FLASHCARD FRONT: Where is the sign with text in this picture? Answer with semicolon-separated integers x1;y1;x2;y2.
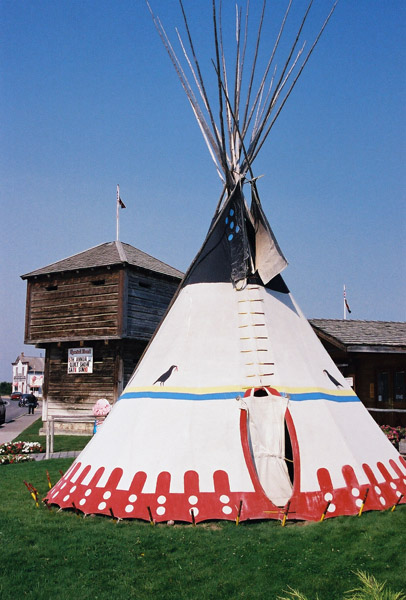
68;348;93;374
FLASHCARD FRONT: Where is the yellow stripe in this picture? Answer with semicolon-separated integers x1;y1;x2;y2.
124;384;356;398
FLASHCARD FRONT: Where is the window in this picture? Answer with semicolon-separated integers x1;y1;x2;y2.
376;370;406;404
394;371;405;402
377;372;389;403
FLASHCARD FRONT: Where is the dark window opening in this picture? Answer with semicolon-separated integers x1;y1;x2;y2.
139;281;152;289
45;285;58;291
92;279;105;286
377;372;389;403
394;371;405;402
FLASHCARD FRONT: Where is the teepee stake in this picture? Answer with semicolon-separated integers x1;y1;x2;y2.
46;470;52;489
24;481;39;507
72;502;81;517
236;500;243;525
358;488;369;517
281;500;291;526
147;506;155;525
320;500;331;522
391;494;404;512
191;508;196;526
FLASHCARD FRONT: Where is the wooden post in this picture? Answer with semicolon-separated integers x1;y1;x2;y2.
45;419;50;459
50;418;55;454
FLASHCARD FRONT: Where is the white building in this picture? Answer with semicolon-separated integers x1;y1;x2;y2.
12;352;44;397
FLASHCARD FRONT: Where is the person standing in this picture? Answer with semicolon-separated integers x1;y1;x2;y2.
27;392;37;415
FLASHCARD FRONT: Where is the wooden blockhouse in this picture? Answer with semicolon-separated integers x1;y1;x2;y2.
22;241;183;432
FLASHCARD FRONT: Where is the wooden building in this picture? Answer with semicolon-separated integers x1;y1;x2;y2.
22;241;183;432
310;319;406;426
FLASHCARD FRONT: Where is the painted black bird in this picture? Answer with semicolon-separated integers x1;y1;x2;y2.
153;365;178;386
323;369;343;388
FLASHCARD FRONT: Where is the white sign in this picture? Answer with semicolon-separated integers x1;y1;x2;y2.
68;348;93;374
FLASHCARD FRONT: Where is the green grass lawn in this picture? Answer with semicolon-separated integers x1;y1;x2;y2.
12;418;92;452
0;458;405;600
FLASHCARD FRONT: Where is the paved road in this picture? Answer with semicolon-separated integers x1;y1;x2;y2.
4;399;30;423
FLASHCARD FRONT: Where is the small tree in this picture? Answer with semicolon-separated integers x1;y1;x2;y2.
0;381;12;395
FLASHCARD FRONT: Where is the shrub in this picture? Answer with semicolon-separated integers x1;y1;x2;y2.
0;441;43;465
380;425;406;447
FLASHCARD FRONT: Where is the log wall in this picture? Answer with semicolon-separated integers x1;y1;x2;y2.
26;269;121;342
126;271;179;340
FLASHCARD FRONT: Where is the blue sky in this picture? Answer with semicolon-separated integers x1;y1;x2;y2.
1;0;405;381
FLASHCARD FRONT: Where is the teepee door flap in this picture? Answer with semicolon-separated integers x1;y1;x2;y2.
246;389;293;507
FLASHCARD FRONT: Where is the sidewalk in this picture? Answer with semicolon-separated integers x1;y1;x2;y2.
0;411;41;445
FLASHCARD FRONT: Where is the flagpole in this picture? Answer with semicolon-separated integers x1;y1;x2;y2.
343;285;346;320
116;184;120;241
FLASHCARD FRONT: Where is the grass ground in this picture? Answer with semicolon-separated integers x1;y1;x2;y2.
0;456;405;600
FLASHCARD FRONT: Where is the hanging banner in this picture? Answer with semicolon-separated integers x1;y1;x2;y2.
68;348;93;374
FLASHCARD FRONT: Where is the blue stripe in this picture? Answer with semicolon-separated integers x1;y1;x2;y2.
120;391;242;401
119;390;359;403
287;392;359;403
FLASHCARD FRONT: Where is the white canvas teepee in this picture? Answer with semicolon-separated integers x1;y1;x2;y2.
46;1;406;522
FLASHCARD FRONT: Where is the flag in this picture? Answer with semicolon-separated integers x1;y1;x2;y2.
119;197;126;209
343;285;351;314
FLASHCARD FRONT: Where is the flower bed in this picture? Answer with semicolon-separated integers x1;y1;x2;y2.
380;425;406;449
0;441;43;465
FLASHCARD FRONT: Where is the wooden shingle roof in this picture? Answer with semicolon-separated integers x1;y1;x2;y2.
309;319;406;353
21;241;184;281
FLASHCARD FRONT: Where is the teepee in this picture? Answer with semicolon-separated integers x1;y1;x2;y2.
46;1;406;522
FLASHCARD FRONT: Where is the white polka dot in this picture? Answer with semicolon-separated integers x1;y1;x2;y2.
69;486;77;493
156;506;166;516
351;488;360;497
51;491;59;498
396;491;402;497
61;483;67;489
157;495;166;504
220;495;230;504
379;497;386;505
128;494;137;503
222;506;232;515
327;503;336;513
79;499;86;506
125;505;134;513
390;482;397;489
324;492;333;502
98;502;106;510
103;491;111;500
355;499;363;507
63;495;70;502
188;495;198;505
374;486;381;495
190;507;199;516
85;489;92;497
